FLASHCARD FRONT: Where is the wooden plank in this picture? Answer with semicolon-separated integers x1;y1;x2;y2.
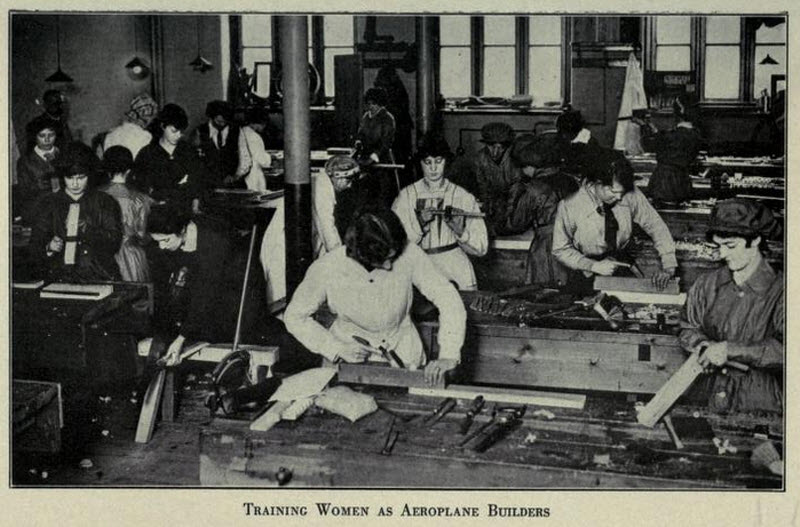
187;344;279;365
606;291;687;305
135;369;166;443
409;384;585;410
161;370;175;423
337;363;445;389
594;276;680;294
637;354;704;427
249;401;292;432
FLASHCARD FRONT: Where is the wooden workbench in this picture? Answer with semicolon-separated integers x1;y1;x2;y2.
198;386;782;488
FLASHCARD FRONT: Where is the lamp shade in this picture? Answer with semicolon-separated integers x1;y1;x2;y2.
759;54;779;65
45;67;74;83
125;56;150;80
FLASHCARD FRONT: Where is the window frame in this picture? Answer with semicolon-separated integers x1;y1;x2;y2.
437;15;568;106
235;14;357;105
645;15;784;107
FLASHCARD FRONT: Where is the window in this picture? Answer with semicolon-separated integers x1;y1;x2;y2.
654;16;691;71
241;15;273;98
439;16;472;98
703;16;741;100
438;15;564;105
322;15;354;97
753;19;785;99
239;14;355;100
648;15;786;104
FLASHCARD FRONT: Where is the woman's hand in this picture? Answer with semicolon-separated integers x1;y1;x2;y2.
445;209;466;237
424;359;457;386
591;259;623;276
164;334;186;367
651;267;675;290
698;341;729;368
336;344;371;363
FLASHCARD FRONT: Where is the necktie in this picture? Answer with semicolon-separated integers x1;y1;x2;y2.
602;203;618;253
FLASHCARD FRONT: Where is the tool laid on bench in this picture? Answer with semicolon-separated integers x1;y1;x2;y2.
459;395;485;435
463;406;526;453
378;398;457;455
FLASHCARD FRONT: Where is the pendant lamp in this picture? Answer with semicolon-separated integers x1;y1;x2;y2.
45;16;73;83
759;54;779;65
126;19;151;80
189;16;213;73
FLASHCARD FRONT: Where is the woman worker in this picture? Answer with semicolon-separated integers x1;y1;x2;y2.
504;133;579;285
638;96;704;204
392;135;488;290
552;148;677;292
284;207;466;386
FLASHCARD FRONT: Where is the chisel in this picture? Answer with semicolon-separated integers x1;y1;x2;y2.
459;395;486;435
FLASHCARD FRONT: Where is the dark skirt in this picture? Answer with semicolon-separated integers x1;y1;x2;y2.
646;164;693;204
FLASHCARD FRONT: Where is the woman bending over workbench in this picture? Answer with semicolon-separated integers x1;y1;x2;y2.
284;207;466;386
551;148;677;293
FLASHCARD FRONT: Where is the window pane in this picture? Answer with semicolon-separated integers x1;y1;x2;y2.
324;15;353;46
324;48;354;97
754;45;785;98
440;16;471;45
656;16;690;44
704;46;740;99
528;47;561;105
484;16;515;45
243;48;272;77
529;16;561;44
440;47;471;97
706;16;740;44
755;20;786;43
242;15;272;46
253;63;271;98
483;47;515;96
656;46;691;71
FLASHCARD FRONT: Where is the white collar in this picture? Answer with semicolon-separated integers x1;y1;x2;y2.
34;145;56;161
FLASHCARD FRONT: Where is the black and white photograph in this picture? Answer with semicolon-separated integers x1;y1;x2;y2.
4;4;796;525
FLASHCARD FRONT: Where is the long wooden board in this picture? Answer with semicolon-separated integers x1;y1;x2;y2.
637;354;704;427
594;276;680;294
409;384;586;409
135;369;166;443
337;363;446;389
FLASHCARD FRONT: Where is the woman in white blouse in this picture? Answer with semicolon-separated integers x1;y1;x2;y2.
235;106;272;191
284;207;466;385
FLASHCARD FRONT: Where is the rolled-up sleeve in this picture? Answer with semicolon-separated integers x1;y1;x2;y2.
283;260;347;362
392;188;424;245
629;189;677;270
457;193;488;257
552;201;595;272
407;244;466;363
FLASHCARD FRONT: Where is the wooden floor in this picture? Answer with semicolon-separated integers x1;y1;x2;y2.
11;370;783;489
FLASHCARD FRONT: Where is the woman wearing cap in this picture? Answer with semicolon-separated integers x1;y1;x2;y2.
312;154;363;257
16;121;60;222
472;122;517;236
235;106;273;191
99;146;155;282
392;135;488;290
284;207;466;386
680;198;783;413
355;87;396;164
135;103;208;212
103;93;158;160
504;133;579;285
638;96;705;204
552;148;677;292
29;142;122;282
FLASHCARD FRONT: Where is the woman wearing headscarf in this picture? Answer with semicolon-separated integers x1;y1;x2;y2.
103;93;158;160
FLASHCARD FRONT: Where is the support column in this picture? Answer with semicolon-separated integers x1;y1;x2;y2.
278;15;312;299
416;16;436;141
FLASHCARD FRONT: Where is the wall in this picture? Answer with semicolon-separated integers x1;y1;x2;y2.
11;14;153;148
11;13;224;150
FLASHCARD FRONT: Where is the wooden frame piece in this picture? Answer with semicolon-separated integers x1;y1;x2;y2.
337;363;446;389
409;384;586;410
